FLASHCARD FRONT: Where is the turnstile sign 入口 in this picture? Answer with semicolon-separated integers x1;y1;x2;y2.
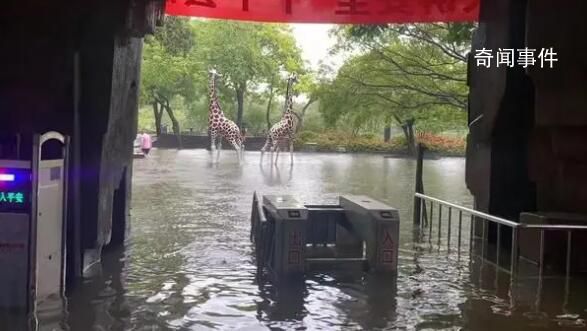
381;229;394;264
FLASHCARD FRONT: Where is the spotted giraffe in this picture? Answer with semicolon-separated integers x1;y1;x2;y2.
208;68;244;162
261;73;299;164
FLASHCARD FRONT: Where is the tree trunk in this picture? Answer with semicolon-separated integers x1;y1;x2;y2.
401;125;410;145
393;114;416;156
403;119;416;156
152;102;163;135
236;85;245;130
298;98;316;131
265;83;274;130
163;102;182;149
384;126;391;142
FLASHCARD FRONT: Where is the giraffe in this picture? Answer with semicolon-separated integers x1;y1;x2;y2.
261;73;299;164
207;68;244;163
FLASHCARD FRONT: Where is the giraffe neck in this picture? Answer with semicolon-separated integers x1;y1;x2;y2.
209;75;224;117
283;78;297;133
283;77;294;116
284;97;293;116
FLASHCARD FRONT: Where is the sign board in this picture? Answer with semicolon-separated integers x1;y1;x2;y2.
375;221;399;272
380;228;394;264
0;168;31;213
287;230;303;265
166;0;479;24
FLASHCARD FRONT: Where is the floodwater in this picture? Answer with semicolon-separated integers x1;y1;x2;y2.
12;149;587;330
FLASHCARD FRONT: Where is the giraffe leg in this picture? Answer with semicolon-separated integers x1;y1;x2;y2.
274;142;281;164
289;136;294;164
260;138;271;163
210;131;217;155
240;140;245;161
231;140;242;163
270;140;279;165
239;138;245;161
216;137;222;162
289;139;293;164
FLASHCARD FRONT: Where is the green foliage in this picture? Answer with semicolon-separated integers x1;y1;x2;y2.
297;130;319;142
345;23;475;48
319;23;470;138
142;17;201;104
141;18;307;132
445;23;476;45
140;17;471;140
293;130;465;155
191;20;305;126
295;130;407;153
416;131;466;155
193;20;270;89
141;40;200;104
152;16;196;56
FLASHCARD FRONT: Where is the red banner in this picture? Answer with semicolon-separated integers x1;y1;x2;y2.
166;0;479;24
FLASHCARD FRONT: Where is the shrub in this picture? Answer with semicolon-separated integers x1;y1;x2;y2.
416;131;466;156
361;132;378;140
297;130;319;143
294;130;464;155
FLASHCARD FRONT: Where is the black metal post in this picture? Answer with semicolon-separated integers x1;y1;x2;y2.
413;144;425;225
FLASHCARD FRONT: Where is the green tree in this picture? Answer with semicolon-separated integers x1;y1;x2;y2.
294;73;320;130
141;17;202;147
320;23;471;154
258;24;305;130
192;20;304;130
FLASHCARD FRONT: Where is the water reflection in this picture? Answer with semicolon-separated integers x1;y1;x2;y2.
256;278;307;328
258;163;293;187
65;246;130;331
465;239;587;330
4;149;585;330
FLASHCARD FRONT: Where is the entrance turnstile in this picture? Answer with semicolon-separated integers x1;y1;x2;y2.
0;132;69;313
250;193;400;279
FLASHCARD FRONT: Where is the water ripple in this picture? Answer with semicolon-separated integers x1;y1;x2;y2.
27;150;587;331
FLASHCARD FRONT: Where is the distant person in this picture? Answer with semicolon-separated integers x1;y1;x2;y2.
140;131;152;155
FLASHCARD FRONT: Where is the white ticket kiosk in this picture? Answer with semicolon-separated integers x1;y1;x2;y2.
0;131;69;313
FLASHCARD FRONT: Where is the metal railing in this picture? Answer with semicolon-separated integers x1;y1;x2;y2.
414;193;587;279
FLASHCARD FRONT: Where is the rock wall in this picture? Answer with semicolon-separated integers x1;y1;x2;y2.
0;0;163;283
94;36;143;250
467;0;536;221
525;0;587;214
467;0;587;220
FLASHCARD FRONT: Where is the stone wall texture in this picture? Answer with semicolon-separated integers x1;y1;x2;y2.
467;0;587;219
0;0;162;283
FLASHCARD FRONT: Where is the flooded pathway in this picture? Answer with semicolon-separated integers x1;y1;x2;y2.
34;149;587;330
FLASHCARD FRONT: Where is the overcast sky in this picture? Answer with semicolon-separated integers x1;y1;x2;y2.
290;23;344;73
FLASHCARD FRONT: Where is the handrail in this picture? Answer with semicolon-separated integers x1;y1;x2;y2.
415;193;519;228
468;114;483;128
522;224;587;230
415;193;587;231
414;185;585;314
